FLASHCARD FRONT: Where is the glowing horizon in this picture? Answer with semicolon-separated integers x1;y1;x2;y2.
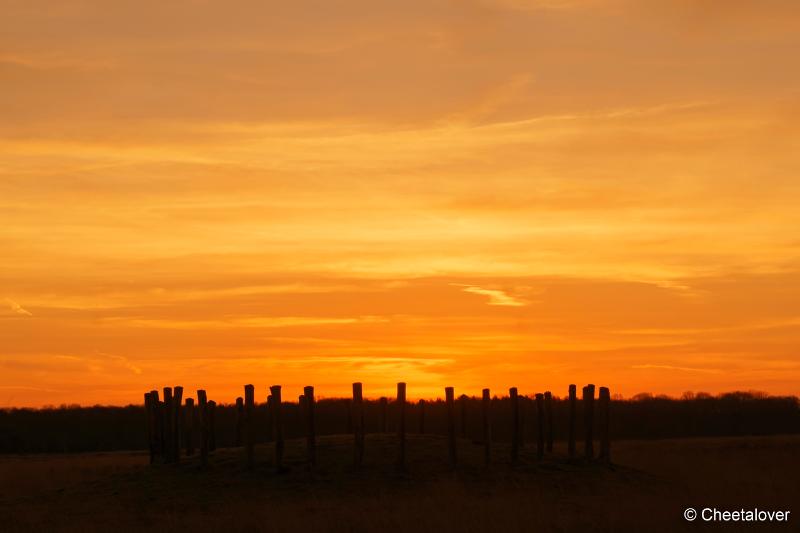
2;0;800;406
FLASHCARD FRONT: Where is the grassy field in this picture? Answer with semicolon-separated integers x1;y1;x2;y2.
0;434;797;532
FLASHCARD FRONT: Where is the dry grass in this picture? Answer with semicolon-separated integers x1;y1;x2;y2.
1;434;797;532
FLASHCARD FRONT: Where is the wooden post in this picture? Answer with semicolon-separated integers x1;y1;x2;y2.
244;385;254;469
446;387;456;467
270;385;283;471
397;382;406;470
266;394;274;443
150;390;162;460
173;386;183;462
163;387;173;463
352;383;364;468
304;386;316;468
482;388;491;466
145;392;155;465
459;394;468;439
208;400;217;452
418;399;426;434
235;397;244;446
510;387;519;464
379;396;388;433
599;386;611;464
584;385;595;460
197;389;208;467
184;398;195;456
544;391;553;453
535;393;544;460
568;384;576;459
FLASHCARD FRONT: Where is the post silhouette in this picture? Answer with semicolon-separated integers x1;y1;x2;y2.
584;385;595;460
397;382;406;469
266;394;274;443
535;393;545;460
544;391;553;453
304;386;316;468
379;396;388;433
144;392;155;464
244;385;254;469
184;397;195;456
197;389;208;467
568;384;577;458
270;385;284;471
482;388;491;466
459;394;468;439
510;387;519;464
418;399;426;434
150;390;162;460
163;387;173;463
446;387;457;467
352;383;364;468
208;400;217;452
172;386;183;463
235;397;244;447
599;386;611;464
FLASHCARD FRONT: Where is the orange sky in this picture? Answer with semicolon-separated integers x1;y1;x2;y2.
2;0;800;406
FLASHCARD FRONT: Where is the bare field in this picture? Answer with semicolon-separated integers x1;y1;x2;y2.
1;435;797;532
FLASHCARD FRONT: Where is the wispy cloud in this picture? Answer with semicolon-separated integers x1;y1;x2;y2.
454;284;527;307
632;364;721;374
4;298;32;316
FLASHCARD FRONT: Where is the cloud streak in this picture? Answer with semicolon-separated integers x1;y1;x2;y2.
4;299;32;316
456;285;527;307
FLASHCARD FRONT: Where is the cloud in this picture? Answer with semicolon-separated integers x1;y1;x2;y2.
4;298;32;316
455;284;526;306
632;364;721;374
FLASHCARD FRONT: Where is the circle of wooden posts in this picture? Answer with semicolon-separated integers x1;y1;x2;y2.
143;382;611;470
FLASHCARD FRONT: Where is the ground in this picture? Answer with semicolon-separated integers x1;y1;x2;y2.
1;434;797;532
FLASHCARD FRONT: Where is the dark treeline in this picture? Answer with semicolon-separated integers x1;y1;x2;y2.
1;391;798;454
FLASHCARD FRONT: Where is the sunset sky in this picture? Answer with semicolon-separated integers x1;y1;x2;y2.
2;0;800;406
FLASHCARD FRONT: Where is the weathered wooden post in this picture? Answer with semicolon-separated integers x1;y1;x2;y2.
482;388;491;466
208;400;217;452
352;383;364;468
535;393;545;460
584;384;595;460
163;387;173;463
459;394;468;439
235;397;244;447
304;386;316;468
197;389;208;467
397;382;406;470
418;399;426;434
151;390;162;460
379;396;388;433
173;386;183;462
568;384;576;459
145;392;155;465
599;386;611;464
510;387;519;464
266;394;274;443
270;385;284;471
298;395;306;440
544;391;553;453
446;387;457;467
244;385;254;469
184;397;195;456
